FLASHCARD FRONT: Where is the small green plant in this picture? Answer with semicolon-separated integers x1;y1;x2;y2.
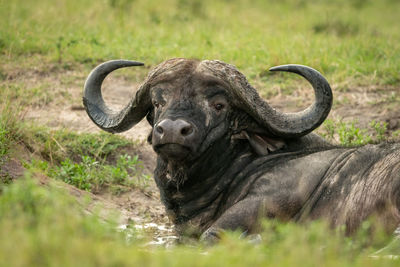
338;121;372;146
321;119;391;146
369;120;388;142
0;96;23;165
28;154;149;193
56;156;96;191
24;127;134;164
0;173;13;194
0;121;8;160
393;130;400;138
321;119;336;141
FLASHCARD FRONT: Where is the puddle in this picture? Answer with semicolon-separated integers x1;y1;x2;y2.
118;223;178;248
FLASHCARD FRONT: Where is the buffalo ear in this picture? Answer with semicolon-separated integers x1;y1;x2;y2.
146;110;154;145
147;130;153;145
239;131;285;156
230;111;285;155
146;109;154;126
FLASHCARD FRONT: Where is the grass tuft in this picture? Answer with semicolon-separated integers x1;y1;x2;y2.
321;119;393;146
0;95;23;166
27;154;150;194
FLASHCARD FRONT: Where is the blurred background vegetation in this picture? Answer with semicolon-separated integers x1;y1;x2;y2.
1;0;400;266
1;0;399;86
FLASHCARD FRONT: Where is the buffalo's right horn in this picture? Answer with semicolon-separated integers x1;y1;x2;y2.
83;60;152;133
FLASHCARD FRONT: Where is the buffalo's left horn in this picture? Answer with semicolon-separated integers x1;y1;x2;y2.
83;60;152;133
264;64;333;137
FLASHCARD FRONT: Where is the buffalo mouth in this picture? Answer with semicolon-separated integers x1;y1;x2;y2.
153;143;192;160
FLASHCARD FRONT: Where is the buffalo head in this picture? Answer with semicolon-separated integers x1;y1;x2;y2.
83;58;332;163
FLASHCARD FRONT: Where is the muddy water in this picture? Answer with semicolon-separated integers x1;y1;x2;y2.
118;223;178;247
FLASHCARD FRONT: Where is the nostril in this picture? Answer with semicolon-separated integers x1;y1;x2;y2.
180;125;193;136
156;125;164;134
155;119;194;139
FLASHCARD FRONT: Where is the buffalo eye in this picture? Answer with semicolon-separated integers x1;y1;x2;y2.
214;103;225;111
153;101;160;108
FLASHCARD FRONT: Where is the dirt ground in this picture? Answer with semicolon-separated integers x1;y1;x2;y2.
15;66;400;238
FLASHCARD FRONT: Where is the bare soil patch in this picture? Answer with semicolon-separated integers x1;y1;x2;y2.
266;84;400;135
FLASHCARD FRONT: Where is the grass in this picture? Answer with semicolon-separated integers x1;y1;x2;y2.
28;128;151;193
25;127;133;164
28;154;150;194
0;97;23;167
0;176;398;267
52;154;148;193
1;0;400;90
23;127;151;193
321;119;391;146
0;87;149;194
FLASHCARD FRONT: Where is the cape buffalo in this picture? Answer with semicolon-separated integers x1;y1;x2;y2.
83;58;400;242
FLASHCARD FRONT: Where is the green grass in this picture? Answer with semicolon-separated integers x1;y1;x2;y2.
1;83;55;108
1;0;400;90
22;126;151;193
2;121;150;194
0;76;150;194
321;119;391;146
52;154;148;193
0;176;398;267
0;88;149;194
25;127;133;164
28;154;150;194
0;98;23;166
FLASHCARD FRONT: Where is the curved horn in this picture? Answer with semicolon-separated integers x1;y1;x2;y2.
83;60;151;133
200;61;332;138
263;64;333;137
